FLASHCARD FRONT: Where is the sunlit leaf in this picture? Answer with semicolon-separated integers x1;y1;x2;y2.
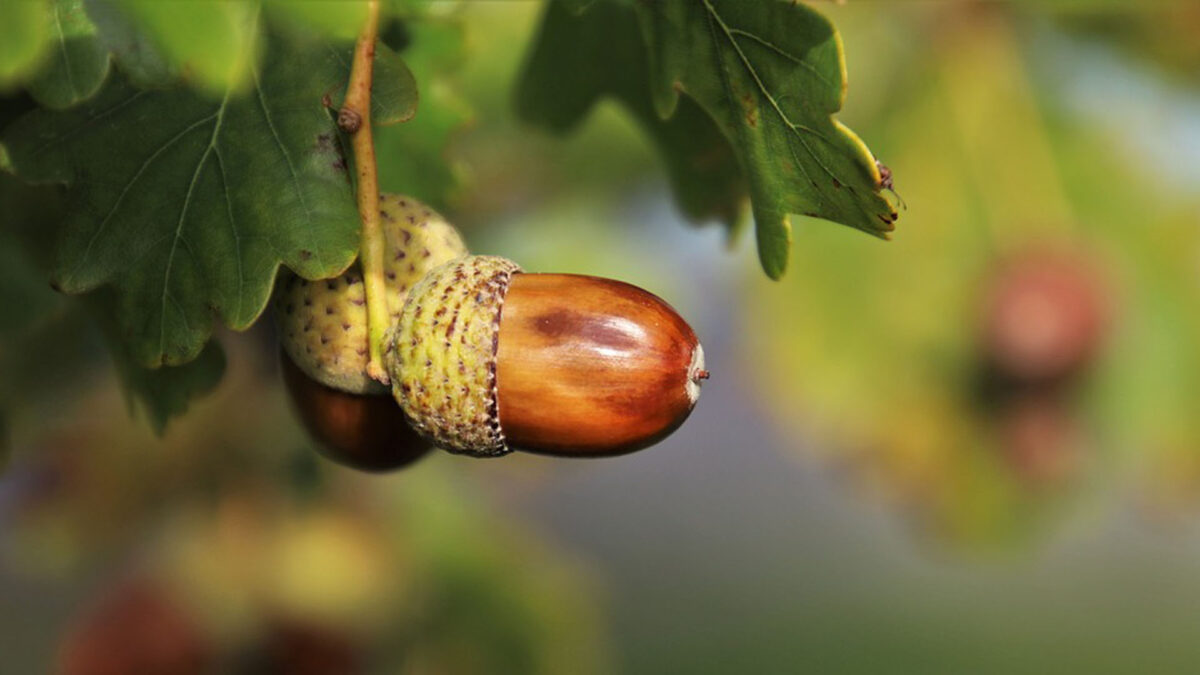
0;0;52;87
267;0;369;41
115;0;260;96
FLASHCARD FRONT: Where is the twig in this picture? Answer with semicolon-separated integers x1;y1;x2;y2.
340;0;389;384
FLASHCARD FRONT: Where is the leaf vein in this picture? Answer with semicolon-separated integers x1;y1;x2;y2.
212;147;245;324
66;112;219;288
158;93;232;361
700;0;840;198
51;3;79;99
726;28;833;89
249;65;325;272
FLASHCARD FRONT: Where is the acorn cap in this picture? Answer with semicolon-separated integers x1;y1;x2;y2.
275;194;467;394
385;256;522;457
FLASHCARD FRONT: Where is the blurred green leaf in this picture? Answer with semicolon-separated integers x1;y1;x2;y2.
26;0;109;109
387;0;464;19
517;0;746;230
1;24;373;368
115;0;260;96
267;0;369;41
0;171;66;337
85;0;177;88
376;18;471;207
0;0;51;87
636;0;897;277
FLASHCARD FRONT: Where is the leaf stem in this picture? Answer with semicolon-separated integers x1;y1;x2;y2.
341;0;389;384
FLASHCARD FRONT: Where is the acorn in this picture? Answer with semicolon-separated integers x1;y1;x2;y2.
275;194;464;470
57;577;213;675
384;255;707;458
280;350;431;472
275;193;468;395
982;248;1109;387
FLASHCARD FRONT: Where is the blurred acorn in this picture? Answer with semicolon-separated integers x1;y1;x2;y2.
982;247;1110;388
57;577;213;675
996;393;1085;488
236;617;363;675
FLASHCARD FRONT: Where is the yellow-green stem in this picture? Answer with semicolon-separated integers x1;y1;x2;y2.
342;0;389;384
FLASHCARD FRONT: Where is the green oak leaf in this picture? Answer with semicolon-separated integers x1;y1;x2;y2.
0;24;393;368
87;291;226;434
27;0;110;109
634;0;898;278
266;0;369;41
376;19;472;208
0;174;218;434
328;38;418;127
517;0;746;229
24;0;413;119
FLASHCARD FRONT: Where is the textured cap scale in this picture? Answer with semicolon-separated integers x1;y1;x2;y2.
385;256;522;457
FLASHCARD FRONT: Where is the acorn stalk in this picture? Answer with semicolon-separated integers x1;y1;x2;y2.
340;0;389;383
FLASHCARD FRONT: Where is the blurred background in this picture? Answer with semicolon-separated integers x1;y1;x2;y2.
5;1;1200;673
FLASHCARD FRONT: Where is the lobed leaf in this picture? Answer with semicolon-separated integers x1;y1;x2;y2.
0;23;399;368
88;291;227;434
517;0;746;229
519;0;897;278
635;0;898;278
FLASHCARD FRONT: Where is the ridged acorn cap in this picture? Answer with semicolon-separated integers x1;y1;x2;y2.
274;194;467;394
384;256;522;457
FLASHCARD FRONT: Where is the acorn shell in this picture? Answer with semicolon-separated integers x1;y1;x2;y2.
496;273;704;456
274;194;467;394
280;350;431;472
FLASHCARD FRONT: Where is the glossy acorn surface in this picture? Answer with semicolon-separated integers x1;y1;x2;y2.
281;351;431;472
496;273;705;457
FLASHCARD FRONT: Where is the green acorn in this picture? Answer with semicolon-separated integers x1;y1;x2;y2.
274;194;467;394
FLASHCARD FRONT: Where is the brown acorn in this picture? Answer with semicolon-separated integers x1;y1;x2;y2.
57;577;213;675
274;194;463;471
385;256;707;457
982;248;1109;386
280;350;431;472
